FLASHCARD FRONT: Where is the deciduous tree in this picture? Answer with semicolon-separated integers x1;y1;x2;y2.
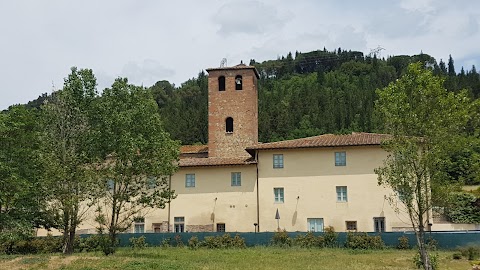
41;67;99;254
92;78;179;255
375;63;473;270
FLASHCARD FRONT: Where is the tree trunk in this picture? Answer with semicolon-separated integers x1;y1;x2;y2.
416;225;432;270
61;210;70;254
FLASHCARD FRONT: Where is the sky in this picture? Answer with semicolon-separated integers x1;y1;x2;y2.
1;0;479;110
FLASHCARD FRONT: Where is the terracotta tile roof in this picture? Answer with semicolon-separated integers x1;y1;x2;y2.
180;145;208;154
179;157;256;167
246;132;390;151
206;64;260;79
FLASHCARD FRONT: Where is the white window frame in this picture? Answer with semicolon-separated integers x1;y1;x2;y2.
307;218;324;232
336;186;348;202
231;172;241;186
185;174;195;188
133;217;145;233
134;223;145;233
274;187;284;203
273;154;284;169
174;216;185;233
335;151;346;166
374;217;385;232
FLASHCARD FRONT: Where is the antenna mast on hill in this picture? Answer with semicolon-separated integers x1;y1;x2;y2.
220;58;227;68
369;46;385;58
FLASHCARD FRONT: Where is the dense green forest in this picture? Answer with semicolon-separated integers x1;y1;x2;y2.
141;49;480;144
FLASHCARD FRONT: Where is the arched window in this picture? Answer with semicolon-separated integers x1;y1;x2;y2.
226;117;233;133
218;76;226;91
235;75;242;90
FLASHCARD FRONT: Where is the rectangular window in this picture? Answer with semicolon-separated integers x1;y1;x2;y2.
133;217;145;233
231;172;241;186
134;223;145;233
274;187;284;203
174;217;185;233
106;179;114;191
307;218;324;232
273;154;284;168
185;174;195;188
374;217;385;232
336;186;348;202
346;221;357;231
216;223;226;232
335;151;346;166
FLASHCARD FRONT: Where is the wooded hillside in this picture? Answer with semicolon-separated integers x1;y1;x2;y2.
149;49;480;144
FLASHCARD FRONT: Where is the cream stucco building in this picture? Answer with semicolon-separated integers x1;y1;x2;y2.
40;63;475;236
133;64;412;233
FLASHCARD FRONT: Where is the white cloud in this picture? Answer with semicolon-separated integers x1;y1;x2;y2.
1;0;480;109
120;60;175;88
213;0;291;36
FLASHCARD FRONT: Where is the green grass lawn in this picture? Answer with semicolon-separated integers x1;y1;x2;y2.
0;247;474;270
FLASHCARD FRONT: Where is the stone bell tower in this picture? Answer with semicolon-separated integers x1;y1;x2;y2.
206;63;259;158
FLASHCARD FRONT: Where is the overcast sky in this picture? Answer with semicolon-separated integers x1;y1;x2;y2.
1;0;479;110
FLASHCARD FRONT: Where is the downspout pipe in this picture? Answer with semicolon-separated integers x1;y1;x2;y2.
256;150;260;232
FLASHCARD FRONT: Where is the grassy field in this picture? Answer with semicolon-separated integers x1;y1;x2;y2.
0;247;474;270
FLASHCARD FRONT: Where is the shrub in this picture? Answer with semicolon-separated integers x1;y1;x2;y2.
188;236;199;250
452;253;462;260
79;235;101;252
201;234;246;249
231;234;246;248
413;251;438;270
161;237;171;248
397;236;410;249
345;232;385;250
426;237;438;251
460;246;480;260
203;236;221;249
29;234;62;253
323;226;338;248
271;230;292;247
174;234;184;247
293;232;324;248
129;236;147;249
0;229;33;254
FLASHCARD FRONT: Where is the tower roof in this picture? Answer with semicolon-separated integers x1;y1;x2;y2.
206;64;260;79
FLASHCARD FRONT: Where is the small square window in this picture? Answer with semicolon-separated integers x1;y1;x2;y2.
217;223;226;232
336;186;347;202
335;152;346;166
185;174;195;187
231;172;241;186
273;154;284;169
274;187;284;203
346;221;357;231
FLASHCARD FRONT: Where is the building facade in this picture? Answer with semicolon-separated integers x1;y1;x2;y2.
39;63;475;236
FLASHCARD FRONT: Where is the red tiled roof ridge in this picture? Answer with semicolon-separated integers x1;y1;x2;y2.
247;132;390;150
179;156;256;167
